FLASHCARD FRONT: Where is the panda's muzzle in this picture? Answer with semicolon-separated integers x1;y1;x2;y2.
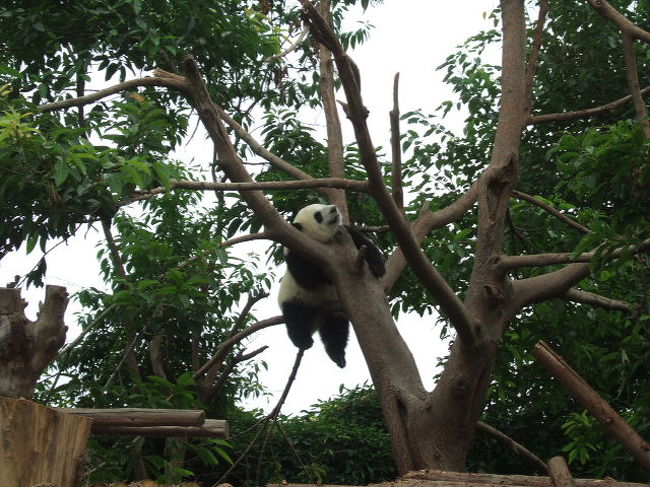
326;205;340;225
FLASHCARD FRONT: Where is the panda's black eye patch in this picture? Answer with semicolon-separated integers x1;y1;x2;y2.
314;211;323;223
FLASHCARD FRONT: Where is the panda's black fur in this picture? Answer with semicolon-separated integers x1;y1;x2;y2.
277;204;385;368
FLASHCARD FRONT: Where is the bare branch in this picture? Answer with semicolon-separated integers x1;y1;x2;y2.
211;348;305;487
622;33;650;138
512;190;592;234
231;292;270;335
500;238;650;270
476;421;547;473
218;232;272;248
513;237;650;306
390;72;404;211
265;27;309;62
101;219;127;279
234;345;269;363
563;288;633;312
123;177;371;205
216;106;323;184
101;219;142;383
528;86;650;125
587;0;650;43
524;0;550;114
317;0;349;222
39;70;191;112
193;316;283;380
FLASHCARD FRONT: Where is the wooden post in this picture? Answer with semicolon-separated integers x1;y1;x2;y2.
0;398;92;487
548;456;577;487
532;341;650;471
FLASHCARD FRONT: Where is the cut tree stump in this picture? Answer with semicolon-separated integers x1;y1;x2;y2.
0;397;92;487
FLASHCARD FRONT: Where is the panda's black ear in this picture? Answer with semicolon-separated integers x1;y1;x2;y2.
291;222;304;232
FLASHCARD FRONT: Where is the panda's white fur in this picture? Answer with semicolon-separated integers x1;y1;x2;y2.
277;203;385;368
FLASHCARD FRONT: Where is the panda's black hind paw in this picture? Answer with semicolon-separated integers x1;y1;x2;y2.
326;349;346;368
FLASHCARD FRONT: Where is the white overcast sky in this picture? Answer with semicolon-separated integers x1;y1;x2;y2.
0;1;499;415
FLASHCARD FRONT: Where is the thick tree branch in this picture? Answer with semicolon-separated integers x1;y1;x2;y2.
300;0;476;342
390;72;404;211
528;86;650;125
587;0;650;43
563;288;633;312
622;34;650;138
512;190;592;234
463;0;526;341
0;286;68;398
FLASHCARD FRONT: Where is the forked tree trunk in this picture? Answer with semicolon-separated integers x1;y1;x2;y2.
334;258;502;472
0;285;68;398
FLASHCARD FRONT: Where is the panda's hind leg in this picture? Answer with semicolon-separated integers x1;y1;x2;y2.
319;313;349;368
282;301;318;350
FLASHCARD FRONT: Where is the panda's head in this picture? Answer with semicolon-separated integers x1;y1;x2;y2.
292;204;341;243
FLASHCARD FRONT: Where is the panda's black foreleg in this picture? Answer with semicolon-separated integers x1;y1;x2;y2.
282;301;317;350
319;313;349;368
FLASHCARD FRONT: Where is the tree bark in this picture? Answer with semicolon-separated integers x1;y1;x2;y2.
0;398;92;487
0;285;68;398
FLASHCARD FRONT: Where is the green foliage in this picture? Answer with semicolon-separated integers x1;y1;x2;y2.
212;385;395;487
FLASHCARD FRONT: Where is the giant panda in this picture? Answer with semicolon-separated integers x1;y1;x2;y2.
277;203;385;368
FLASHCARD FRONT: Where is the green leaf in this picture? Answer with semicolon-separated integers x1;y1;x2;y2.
53;159;69;187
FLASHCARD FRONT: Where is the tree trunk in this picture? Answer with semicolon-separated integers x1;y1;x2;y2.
333;237;500;473
0;285;68;398
0;398;92;487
